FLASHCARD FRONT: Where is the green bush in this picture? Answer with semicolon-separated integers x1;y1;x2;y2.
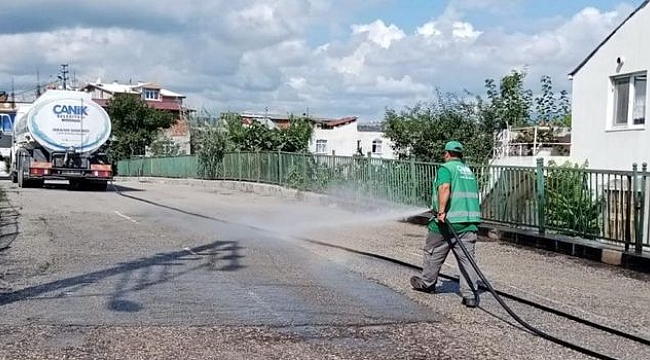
544;160;604;237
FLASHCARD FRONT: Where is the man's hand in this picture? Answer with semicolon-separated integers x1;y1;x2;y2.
437;212;446;223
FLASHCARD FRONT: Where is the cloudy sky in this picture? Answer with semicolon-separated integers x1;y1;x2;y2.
0;0;643;121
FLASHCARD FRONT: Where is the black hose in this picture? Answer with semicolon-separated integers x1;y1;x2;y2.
442;219;619;360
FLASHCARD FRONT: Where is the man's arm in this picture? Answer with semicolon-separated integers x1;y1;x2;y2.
434;167;451;222
437;183;451;222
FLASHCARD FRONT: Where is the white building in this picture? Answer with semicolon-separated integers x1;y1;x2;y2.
239;112;396;159
309;119;396;159
569;0;649;171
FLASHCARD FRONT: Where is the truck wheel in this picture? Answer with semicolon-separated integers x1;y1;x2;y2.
92;181;108;192
17;164;25;188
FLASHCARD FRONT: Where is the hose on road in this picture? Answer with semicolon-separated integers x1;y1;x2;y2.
442;219;618;360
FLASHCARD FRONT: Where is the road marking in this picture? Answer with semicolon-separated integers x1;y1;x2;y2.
248;290;284;321
113;211;138;223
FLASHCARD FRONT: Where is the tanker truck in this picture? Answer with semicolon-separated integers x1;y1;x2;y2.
10;89;113;191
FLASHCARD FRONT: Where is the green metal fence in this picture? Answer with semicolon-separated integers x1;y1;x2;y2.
117;155;199;178
117;151;650;252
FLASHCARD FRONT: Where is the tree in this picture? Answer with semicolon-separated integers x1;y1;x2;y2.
534;75;572;127
484;69;533;128
106;93;176;162
535;75;557;122
218;112;314;153
383;90;495;164
276;115;314;152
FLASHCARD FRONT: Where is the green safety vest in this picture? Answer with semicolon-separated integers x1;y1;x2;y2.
431;161;482;224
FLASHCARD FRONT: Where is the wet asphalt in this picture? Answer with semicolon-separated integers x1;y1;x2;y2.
0;181;437;328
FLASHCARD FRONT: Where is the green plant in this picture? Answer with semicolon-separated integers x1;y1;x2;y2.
197;124;229;179
544;160;604;237
149;133;181;157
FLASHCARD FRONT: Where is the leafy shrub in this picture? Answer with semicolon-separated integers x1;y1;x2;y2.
544;160;604;237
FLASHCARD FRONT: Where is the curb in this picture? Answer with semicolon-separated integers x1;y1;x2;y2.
407;213;650;274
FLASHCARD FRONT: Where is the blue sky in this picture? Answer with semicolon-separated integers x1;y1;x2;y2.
0;0;644;120
354;0;631;32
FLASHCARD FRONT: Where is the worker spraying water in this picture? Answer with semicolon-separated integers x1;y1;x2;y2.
410;140;482;308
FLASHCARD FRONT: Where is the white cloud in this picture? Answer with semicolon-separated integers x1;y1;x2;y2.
0;0;637;121
417;22;443;38
351;19;406;49
451;21;482;40
287;77;307;89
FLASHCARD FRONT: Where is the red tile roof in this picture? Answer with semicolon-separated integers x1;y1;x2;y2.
315;116;357;127
93;98;183;111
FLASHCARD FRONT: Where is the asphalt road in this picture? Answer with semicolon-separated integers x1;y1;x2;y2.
0;179;642;359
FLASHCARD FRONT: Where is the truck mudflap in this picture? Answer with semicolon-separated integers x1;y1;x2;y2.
28;161;113;179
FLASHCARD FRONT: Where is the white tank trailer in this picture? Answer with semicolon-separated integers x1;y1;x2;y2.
10;90;113;190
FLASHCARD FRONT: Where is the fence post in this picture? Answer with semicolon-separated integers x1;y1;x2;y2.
536;157;546;234
410;157;416;205
636;163;647;254
331;150;336;186
278;150;282;185
237;150;242;181
367;151;372;181
257;151;261;183
302;154;307;190
267;152;271;183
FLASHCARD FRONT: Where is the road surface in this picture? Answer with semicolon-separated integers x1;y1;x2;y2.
0;179;646;359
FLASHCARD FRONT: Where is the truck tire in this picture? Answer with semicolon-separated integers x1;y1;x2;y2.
92;181;108;192
70;180;107;192
17;159;25;188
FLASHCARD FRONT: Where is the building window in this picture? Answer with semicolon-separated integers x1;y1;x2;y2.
315;139;327;153
612;72;646;128
372;139;382;154
143;89;159;100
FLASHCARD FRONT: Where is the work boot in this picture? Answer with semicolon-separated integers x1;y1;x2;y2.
462;297;478;308
410;276;436;294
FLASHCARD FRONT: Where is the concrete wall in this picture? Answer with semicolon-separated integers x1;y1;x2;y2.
308;122;396;159
571;4;650;171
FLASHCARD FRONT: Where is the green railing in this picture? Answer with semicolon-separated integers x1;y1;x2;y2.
117;151;650;252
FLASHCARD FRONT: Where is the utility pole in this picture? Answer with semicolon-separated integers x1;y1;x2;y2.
10;77;15;108
59;63;69;90
36;69;42;97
